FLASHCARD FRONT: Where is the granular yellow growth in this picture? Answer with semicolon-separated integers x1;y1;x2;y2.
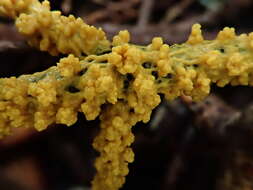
1;1;253;190
0;0;110;56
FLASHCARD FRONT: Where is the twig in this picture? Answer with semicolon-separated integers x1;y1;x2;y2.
160;0;195;24
0;41;29;53
136;0;154;28
61;0;73;14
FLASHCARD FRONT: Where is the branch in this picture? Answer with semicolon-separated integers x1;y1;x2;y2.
0;24;252;137
0;0;111;56
2;1;253;190
136;0;154;28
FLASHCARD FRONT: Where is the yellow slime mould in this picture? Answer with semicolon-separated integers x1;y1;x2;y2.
0;0;110;56
1;1;253;190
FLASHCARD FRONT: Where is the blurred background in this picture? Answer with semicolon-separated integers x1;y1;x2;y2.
1;0;253;189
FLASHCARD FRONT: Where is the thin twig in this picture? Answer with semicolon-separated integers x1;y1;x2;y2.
160;0;195;24
0;41;29;53
136;0;154;28
85;0;139;24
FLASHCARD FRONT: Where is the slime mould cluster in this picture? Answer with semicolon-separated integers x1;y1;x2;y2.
1;0;253;189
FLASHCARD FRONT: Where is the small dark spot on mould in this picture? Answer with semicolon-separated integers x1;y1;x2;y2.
123;80;129;89
126;74;134;81
100;60;108;64
97;50;112;55
81;52;87;57
219;48;225;53
164;73;172;79
151;71;158;79
86;58;94;62
67;85;80;93
78;68;87;76
129;108;134;113
142;62;152;68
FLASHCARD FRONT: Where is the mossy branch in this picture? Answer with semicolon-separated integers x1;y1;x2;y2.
1;26;253;135
0;0;111;56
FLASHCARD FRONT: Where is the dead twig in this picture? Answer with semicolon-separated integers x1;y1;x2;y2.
0;40;30;53
136;0;154;28
160;0;195;24
85;0;139;24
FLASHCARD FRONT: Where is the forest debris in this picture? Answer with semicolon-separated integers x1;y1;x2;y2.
0;24;24;41
85;0;139;24
181;95;241;135
0;40;29;53
1;157;46;190
161;0;195;24
61;0;73;14
136;0;154;28
0;128;35;148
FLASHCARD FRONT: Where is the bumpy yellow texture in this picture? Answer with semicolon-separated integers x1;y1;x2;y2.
0;0;35;18
0;0;110;56
1;25;253;189
1;1;253;190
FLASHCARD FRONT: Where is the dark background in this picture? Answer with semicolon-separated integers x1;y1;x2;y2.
1;0;253;189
